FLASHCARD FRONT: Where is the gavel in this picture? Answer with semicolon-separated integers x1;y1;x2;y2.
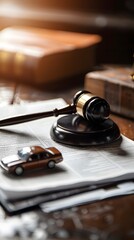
0;90;110;127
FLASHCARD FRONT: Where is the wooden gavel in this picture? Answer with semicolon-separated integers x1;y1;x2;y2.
0;90;110;127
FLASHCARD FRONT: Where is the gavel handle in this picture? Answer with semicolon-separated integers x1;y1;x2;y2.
0;104;76;127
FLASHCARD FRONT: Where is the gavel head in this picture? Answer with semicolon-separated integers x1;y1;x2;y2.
73;90;110;122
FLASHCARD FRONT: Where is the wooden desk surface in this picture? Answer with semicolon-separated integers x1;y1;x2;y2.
0;82;134;240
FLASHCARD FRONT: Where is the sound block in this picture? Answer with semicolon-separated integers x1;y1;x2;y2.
50;115;120;146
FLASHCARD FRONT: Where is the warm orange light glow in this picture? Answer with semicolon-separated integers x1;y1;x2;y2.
0;41;45;57
0;2;22;17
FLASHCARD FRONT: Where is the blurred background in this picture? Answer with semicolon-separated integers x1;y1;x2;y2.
0;0;134;65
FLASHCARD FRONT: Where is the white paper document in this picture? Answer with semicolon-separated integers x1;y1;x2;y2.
0;98;134;201
41;181;134;212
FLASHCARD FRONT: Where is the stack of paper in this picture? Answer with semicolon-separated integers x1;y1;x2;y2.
0;98;134;214
41;181;134;213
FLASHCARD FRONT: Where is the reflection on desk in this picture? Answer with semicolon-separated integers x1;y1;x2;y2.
0;194;134;239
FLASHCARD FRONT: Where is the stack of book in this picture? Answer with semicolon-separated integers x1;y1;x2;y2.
0;26;101;87
84;65;134;119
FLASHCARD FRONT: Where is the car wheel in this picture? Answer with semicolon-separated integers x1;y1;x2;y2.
47;160;55;169
15;166;24;176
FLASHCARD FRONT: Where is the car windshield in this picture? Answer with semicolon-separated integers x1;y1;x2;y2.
18;147;31;160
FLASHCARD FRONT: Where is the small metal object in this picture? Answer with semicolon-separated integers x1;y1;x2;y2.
131;72;134;81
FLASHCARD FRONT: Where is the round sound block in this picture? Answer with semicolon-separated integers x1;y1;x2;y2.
50;115;120;146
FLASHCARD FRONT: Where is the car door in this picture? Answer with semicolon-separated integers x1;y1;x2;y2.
38;151;51;168
26;153;39;170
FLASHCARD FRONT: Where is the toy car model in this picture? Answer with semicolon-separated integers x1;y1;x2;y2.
0;146;63;176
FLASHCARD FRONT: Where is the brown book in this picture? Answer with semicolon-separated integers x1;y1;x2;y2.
0;26;101;87
84;65;134;119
